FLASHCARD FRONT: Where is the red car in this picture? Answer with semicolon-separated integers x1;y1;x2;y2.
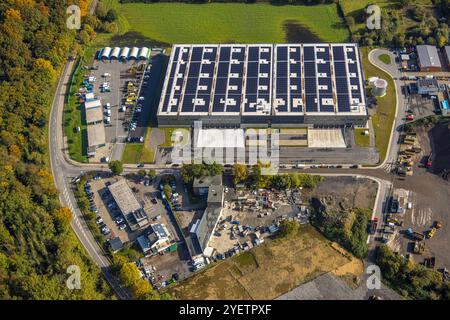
406;114;415;121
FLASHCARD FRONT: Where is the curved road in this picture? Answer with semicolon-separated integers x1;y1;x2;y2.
48;48;407;298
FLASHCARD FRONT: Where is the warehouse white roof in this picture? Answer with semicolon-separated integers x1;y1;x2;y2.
195;128;245;148
87;123;106;148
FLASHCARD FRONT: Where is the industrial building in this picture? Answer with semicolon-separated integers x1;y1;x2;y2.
191;184;224;254
417;78;442;95
98;46;150;61
157;43;368;128
84;98;103;125
416;45;442;72
444;46;450;69
87;123;106;157
108;179;149;231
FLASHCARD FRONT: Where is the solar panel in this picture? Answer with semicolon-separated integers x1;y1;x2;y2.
276;78;288;94
316;47;330;61
217;62;229;77
289;46;301;61
191;47;203;61
337;95;351;112
334;61;347;77
332;46;344;61
159;44;366;119
219;46;230;61
248;47;259;61
277;46;288;61
303;47;315;61
305;95;317;112
304;62;316;77
247;62;259;78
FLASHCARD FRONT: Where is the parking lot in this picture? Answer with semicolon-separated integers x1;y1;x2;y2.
86;174;179;244
91;58;147;142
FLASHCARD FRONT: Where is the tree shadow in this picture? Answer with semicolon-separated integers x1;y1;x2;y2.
110;31;170;48
283;20;322;43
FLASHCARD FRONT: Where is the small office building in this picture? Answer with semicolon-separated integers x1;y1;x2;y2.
137;223;172;255
108;179;149;231
193;175;223;196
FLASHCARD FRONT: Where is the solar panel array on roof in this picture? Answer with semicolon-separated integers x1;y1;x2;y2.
158;43;366;120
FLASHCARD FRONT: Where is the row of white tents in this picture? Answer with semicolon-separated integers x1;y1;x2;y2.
99;47;150;60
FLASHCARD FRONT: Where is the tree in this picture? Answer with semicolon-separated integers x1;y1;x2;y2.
279;220;300;238
103;22;118;34
163;184;172;200
95;2;107;19
232;164;248;185
147;169;156;181
108;160;123;175
345;16;355;28
105;9;119;23
137;169;146;178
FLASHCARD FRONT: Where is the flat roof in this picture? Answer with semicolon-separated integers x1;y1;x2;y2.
87;123;105;147
195;206;223;253
417;45;442;68
193;175;223;189
158;43;367;118
207;185;224;206
195;128;245;148
108;179;142;215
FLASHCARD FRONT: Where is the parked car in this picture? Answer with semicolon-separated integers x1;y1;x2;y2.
118;224;127;230
115;217;124;225
96;217;103;224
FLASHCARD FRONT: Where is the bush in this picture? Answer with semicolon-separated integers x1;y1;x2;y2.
109;160;123;175
279;220;300;238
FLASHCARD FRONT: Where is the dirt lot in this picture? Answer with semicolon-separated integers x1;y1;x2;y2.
389;121;450;270
141;249;191;286
308;176;378;212
168;225;362;300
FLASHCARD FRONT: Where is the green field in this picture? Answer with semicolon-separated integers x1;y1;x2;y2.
122;143;144;164
122;129;156;164
102;1;349;44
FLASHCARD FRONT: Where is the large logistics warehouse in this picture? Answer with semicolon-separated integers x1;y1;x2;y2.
157;43;368;128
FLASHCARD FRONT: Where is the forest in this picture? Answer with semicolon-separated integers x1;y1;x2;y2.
0;0;113;299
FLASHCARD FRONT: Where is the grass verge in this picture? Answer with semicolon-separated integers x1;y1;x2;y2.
64;46;98;163
361;47;396;164
354;128;370;147
379;54;392;65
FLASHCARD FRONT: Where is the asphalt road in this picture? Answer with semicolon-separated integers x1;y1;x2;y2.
48;48;408;299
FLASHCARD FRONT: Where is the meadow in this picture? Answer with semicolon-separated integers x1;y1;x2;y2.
168;225;362;300
101;1;349;44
